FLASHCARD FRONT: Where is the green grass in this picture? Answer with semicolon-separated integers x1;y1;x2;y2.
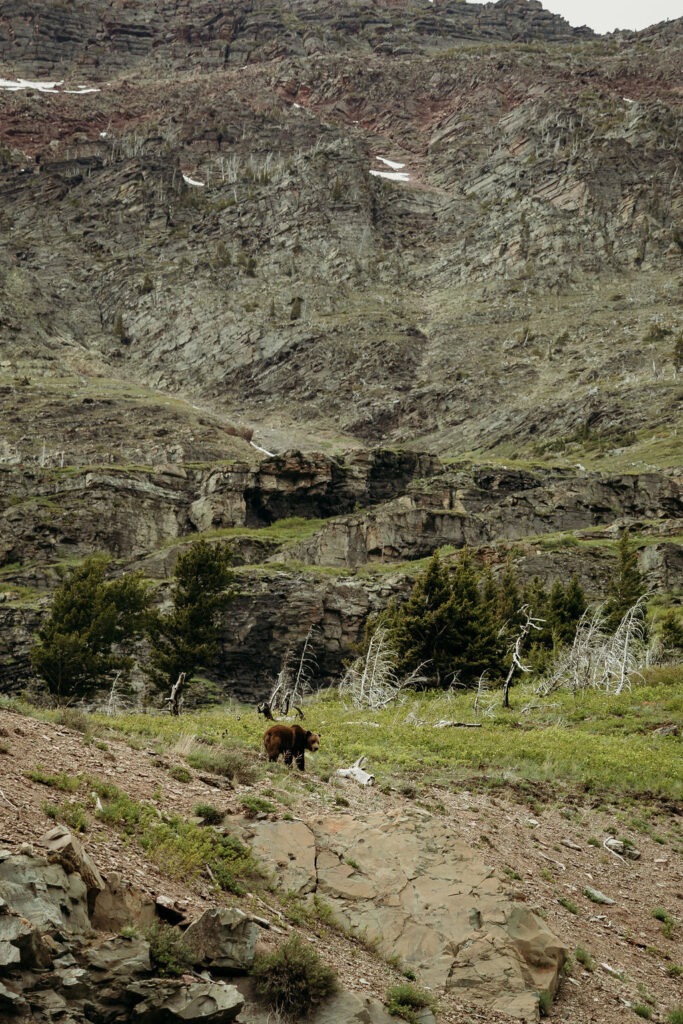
26;767;81;791
96;668;683;801
558;897;580;915
575;946;596;972
42;799;88;832
94;781;260;894
385;983;437;1023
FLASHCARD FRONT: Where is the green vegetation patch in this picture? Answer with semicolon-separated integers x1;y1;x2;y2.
27;767;81;791
251;934;338;1019
94;781;260;894
385;983;437;1023
99;665;683;802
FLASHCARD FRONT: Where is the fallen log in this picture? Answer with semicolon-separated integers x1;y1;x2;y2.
433;720;482;729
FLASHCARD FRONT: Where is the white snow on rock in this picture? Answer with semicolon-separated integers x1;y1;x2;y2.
182;174;205;187
0;77;99;94
370;170;410;182
377;156;405;170
0;77;62;92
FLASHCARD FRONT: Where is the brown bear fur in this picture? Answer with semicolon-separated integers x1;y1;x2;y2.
263;724;320;771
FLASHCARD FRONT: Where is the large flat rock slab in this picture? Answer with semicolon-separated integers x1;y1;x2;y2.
249;809;566;1021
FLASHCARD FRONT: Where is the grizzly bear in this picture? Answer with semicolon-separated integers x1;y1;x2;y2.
263;724;320;771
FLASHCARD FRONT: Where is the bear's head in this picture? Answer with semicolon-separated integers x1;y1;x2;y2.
306;731;320;752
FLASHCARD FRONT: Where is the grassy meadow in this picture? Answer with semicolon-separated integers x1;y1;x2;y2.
90;666;683;803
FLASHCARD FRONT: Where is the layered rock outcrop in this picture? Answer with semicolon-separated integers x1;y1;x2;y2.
245;808;567;1021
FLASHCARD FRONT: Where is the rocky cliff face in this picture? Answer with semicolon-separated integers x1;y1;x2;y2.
0;0;681;700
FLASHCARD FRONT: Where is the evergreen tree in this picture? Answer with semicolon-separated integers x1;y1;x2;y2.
449;549;501;683
31;557;150;706
387;551;456;683
496;559;522;633
385;549;502;687
146;539;235;695
603;528;645;632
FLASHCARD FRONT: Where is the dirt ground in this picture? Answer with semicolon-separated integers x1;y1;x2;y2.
0;707;680;1024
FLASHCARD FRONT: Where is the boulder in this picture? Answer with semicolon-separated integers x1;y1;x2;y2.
91;872;157;932
183;909;258;971
85;935;152;977
43;825;105;911
0;853;91;936
131;979;244;1023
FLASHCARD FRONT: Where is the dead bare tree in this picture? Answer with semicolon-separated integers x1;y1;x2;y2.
537;597;649;696
339;626;428;710
166;672;186;716
257;627;318;721
502;606;544;709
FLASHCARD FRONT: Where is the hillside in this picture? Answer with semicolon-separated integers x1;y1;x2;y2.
0;680;680;1022
0;6;681;1019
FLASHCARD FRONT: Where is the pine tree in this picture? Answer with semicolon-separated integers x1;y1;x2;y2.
388;551;456;683
496;559;522;632
31;557;150;706
146;539;235;696
386;549;503;687
603;528;645;632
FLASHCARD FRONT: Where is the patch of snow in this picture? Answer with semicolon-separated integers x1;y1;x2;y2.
0;77;62;92
250;440;275;457
370;170;410;182
0;77;100;95
377;156;405;170
182;174;205;187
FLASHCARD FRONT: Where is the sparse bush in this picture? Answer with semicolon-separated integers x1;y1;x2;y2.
251;934;337;1019
27;767;80;791
55;707;91;733
538;989;553;1017
668;1008;683;1024
575;946;595;971
385;983;436;1023
653;907;676;938
633;1004;652;1020
43;799;87;832
145;922;196;977
186;746;258;784
558;897;579;915
194;802;223;825
241;795;276;818
168;766;191;783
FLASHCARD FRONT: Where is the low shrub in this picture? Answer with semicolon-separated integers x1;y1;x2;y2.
194;803;223;825
251;934;337;1018
27;767;80;791
385;983;436;1023
186;745;258;784
145;922;196;977
55;708;91;733
241;795;276;818
575;946;595;971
